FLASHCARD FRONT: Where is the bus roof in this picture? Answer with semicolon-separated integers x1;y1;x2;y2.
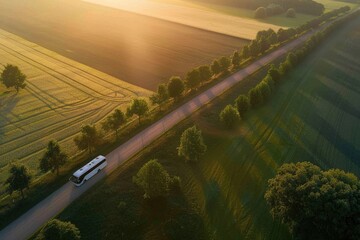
73;155;106;178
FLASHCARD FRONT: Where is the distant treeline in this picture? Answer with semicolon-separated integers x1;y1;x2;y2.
194;0;325;15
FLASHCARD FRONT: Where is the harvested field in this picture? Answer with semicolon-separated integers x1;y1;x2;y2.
0;28;151;184
0;0;248;91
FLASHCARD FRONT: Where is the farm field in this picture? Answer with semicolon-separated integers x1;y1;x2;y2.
56;12;360;239
87;0;359;31
83;0;283;38
0;28;151;186
0;0;248;91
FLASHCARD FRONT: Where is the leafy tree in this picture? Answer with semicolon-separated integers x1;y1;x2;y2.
102;109;126;138
286;52;298;66
39;140;68;175
178;126;207;162
235;95;250;116
231;51;241;68
263;75;275;92
36;219;80;240
126;98;149;124
5;164;31;199
211;60;221;75
198;65;212;83
219;56;231;73
268;32;278;45
254;7;267;18
241;45;250;59
286;8;296;18
185;68;201;90
167;76;185;100
1;64;27;93
74;124;101;154
150;83;168;110
249;40;259;57
279;60;292;75
265;162;360;240
249;87;263;107
258;81;271;101
219;105;241;129
268;64;281;84
133;159;170;199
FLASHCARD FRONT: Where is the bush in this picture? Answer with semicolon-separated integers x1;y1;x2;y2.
36;219;80;240
286;8;296;18
219;105;241;129
235;95;250;116
254;7;267;19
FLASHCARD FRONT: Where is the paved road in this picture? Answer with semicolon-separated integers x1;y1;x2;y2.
0;27;324;240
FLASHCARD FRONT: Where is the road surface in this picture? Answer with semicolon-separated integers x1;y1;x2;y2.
0;25;331;240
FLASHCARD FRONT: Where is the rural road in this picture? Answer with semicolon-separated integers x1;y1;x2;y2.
0;24;331;240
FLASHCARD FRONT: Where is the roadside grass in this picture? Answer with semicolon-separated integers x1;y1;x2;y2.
50;13;360;240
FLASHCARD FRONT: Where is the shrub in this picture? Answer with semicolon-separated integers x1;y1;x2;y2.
254;7;267;19
286;8;296;18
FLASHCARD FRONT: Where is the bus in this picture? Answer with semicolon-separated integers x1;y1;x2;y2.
69;155;107;186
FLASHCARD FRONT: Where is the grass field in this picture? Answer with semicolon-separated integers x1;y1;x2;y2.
0;28;152;187
0;0;248;91
54;12;360;240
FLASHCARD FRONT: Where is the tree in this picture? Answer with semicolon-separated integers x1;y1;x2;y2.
241;46;250;59
198;65;212;83
167;76;184;100
102;109;126;138
265;162;360;240
5;164;31;199
235;95;250;116
1;64;27;93
286;8;296;18
249;40;259;57
219;105;241;129
219;56;231;73
39;140;68;176
263;74;275;92
133;159;170;199
74;124;101;154
286;52;298;66
211;60;221;75
254;7;267;19
231;51;241;68
36;219;80;240
185;68;201;90
126;98;149;124
258;81;271;101
178;126;207;162
279;60;292;75
249;87;263;107
268;64;281;84
150;83;168;110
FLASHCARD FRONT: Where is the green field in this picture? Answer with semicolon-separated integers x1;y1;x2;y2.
55;12;360;240
0;29;151;187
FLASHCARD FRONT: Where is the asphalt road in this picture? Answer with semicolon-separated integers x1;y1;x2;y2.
0;28;322;240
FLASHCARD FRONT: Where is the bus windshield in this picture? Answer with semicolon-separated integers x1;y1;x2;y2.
69;175;81;184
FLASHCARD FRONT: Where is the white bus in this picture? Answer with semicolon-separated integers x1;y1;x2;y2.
69;155;107;186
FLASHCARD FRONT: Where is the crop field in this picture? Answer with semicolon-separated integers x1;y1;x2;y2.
0;29;151;185
56;13;360;239
0;0;248;91
84;0;283;39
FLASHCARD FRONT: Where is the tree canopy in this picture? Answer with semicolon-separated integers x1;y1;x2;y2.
219;105;241;129
133;159;170;199
36;219;80;240
235;95;250;116
5;164;31;199
178;126;207;162
127;98;149;124
1;64;27;92
265;162;360;240
167;76;185;100
150;83;168;110
102;109;126;138
185;68;201;90
74;124;101;154
39;140;68;175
